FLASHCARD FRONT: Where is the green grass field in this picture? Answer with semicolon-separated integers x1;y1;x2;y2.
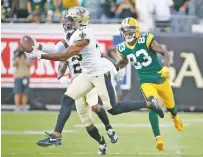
1;111;203;157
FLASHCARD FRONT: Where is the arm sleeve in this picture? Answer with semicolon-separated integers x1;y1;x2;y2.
146;33;154;49
41;41;66;54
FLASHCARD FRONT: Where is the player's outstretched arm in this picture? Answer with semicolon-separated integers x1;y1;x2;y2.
28;36;68;54
38;40;68;54
150;40;170;67
40;39;89;61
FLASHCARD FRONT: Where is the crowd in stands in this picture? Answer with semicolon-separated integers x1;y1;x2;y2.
1;0;203;32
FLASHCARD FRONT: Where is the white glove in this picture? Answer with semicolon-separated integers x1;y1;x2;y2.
32;46;43;59
111;65;118;76
111;65;125;81
58;76;71;84
116;68;125;81
25;52;35;59
25;46;43;59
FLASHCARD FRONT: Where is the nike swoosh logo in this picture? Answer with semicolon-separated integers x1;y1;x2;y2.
113;135;118;140
49;138;60;141
152;100;158;108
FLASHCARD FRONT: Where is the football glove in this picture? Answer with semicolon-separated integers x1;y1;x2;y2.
116;68;125;81
111;66;125;81
111;65;118;76
26;46;44;60
25;52;35;59
158;66;169;78
58;75;71;84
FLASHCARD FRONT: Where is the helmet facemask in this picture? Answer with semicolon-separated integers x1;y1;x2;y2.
63;16;77;33
120;26;136;43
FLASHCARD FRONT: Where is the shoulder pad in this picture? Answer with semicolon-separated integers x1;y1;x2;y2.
138;32;154;48
146;33;154;49
70;27;90;42
138;32;150;40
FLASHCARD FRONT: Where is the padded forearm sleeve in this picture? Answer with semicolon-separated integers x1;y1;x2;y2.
41;41;66;54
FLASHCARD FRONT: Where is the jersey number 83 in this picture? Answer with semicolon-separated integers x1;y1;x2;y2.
127;49;152;70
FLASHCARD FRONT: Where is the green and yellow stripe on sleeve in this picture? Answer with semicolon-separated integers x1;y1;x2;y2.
146;33;154;49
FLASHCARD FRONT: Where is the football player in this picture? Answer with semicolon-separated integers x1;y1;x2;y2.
116;17;184;151
34;39;120;155
26;6;164;153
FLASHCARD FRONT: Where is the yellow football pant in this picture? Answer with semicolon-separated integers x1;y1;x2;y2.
141;79;175;109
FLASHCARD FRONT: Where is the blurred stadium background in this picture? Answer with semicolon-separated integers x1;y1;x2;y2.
1;0;203;157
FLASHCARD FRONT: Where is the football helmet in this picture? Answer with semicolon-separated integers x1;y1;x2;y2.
120;17;140;43
63;6;89;33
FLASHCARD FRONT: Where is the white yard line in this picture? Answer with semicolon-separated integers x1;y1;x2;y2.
182;119;203;122
7;140;37;143
74;152;203;156
1;130;79;135
3;152;203;156
2;123;191;135
74;123;191;128
1;110;79;114
74;152;168;155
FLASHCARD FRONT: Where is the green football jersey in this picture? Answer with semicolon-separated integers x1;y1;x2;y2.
117;32;165;85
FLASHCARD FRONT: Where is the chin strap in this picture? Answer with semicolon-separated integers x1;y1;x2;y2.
124;32;136;43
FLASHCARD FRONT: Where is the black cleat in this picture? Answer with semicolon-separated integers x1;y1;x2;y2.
148;96;164;118
36;132;62;147
98;137;107;155
107;129;118;143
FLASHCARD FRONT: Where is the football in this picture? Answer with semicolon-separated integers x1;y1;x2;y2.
20;35;34;53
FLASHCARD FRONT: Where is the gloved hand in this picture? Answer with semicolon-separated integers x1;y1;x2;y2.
157;66;169;78
58;75;71;84
111;66;125;81
25;52;36;59
116;68;125;81
25;46;43;60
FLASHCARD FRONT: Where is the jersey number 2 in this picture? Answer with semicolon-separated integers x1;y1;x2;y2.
72;54;82;74
127;49;152;69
